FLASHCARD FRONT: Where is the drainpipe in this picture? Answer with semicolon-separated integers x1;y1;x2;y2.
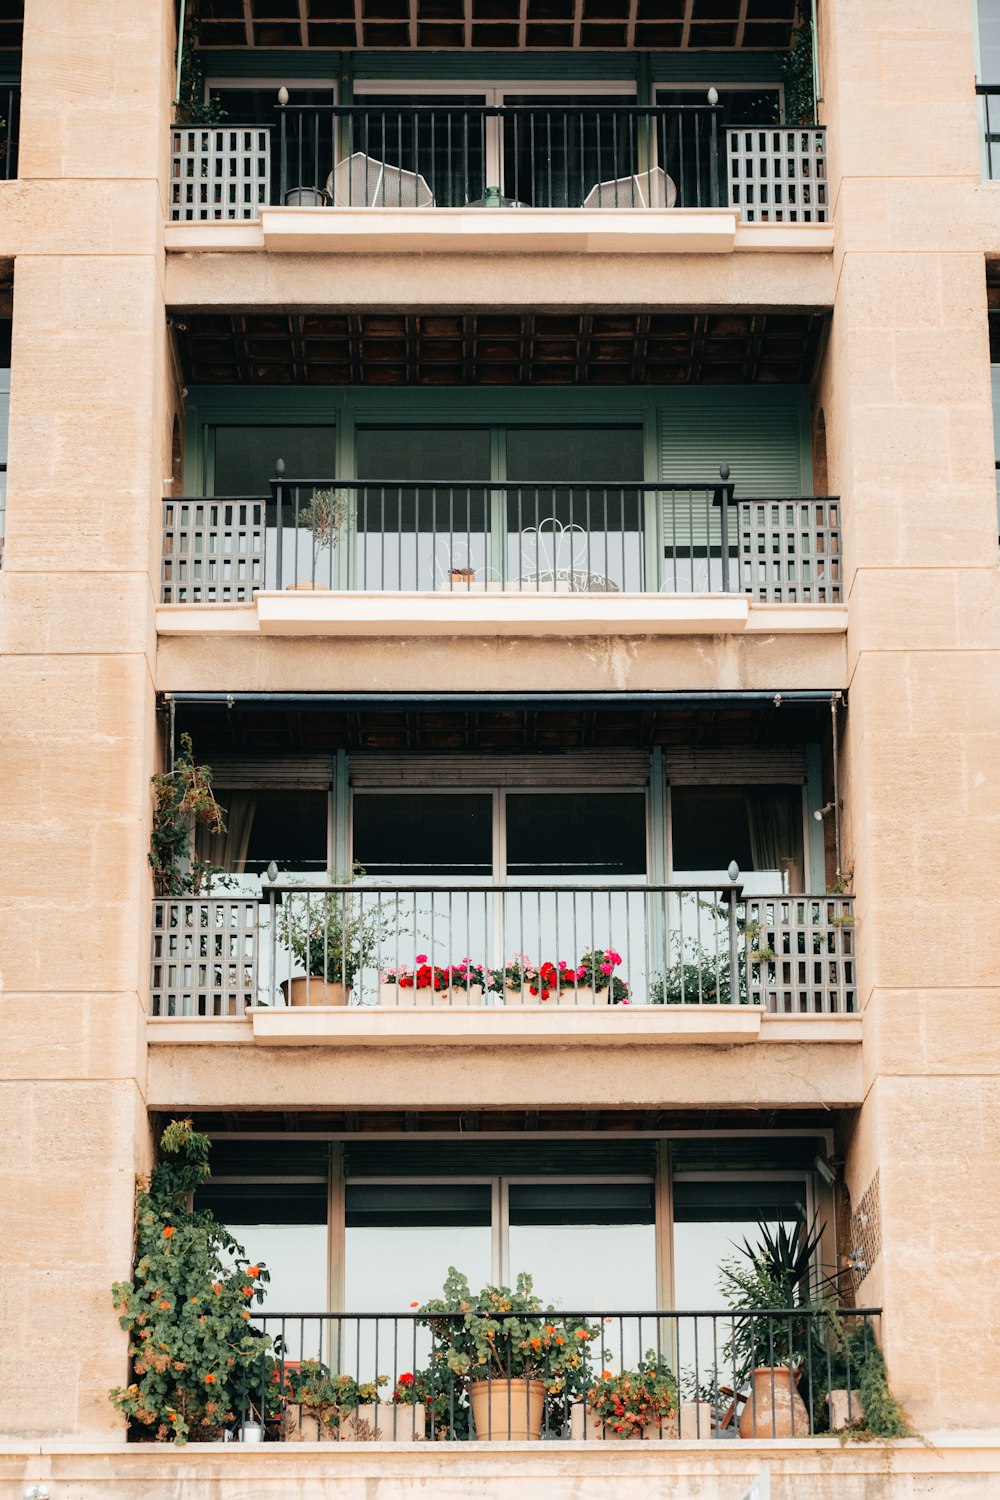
175;0;186;105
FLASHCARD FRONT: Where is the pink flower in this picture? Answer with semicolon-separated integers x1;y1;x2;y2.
605;949;622;966
577;966;586;981
415;954;427;964
557;960;567;971
600;963;613;976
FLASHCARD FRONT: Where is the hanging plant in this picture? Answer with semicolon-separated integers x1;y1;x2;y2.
175;6;227;126
781;7;817;126
149;733;226;897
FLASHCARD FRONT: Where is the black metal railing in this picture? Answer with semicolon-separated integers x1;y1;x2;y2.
978;85;1000;178
149;881;857;1017
228;1306;881;1443
277;103;722;211
0;84;18;180
160;477;843;604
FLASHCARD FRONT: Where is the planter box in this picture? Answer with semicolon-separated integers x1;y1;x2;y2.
504;984;611;1008
827;1388;864;1431
379;983;483;1007
677;1400;716;1439
284;1401;425;1442
570;1400;678;1441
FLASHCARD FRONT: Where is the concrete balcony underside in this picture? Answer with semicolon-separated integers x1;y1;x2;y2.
1;1435;994;1500
145;1016;863;1112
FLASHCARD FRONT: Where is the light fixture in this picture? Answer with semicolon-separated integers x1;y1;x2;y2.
813;1153;836;1185
24;1486;50;1500
813;801;836;822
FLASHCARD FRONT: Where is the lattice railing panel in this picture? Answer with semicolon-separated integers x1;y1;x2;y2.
727;127;827;224
737;498;842;603
169;127;271;222
151;898;259;1017
162;500;266;603
743;895;855;1014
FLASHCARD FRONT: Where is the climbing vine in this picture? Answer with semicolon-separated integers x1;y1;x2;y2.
781;7;817;126
148;733;226;897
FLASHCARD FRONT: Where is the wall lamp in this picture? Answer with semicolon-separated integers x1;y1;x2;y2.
813;801;841;823
813;1153;837;1186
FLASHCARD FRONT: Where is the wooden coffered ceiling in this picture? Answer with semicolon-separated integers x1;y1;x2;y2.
174;701;832;758
174;310;827;386
0;0;21;50
194;0;799;50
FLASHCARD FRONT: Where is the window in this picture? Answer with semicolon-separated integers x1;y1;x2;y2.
198;790;329;877
353;792;493;879
670;784;805;894
212;424;335;495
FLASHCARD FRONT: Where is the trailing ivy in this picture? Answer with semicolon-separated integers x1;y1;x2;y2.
845;1325;916;1441
781;9;816;126
148;733;226;897
110;1120;272;1443
175;6;227;126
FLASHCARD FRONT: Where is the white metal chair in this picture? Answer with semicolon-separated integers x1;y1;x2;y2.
518;519;619;593
326;152;435;208
582;166;677;209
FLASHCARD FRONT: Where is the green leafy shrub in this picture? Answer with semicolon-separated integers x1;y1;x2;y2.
109;1119;271;1443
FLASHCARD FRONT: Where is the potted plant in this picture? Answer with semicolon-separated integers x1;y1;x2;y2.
719;1217;824;1439
289;486;352;590
573;1352;678;1441
109;1120;272;1444
497;955;562;1006
380;957;487;1007
418;1269;599;1441
282;1364;388;1441
276;870;390;1006
561;948;629;1006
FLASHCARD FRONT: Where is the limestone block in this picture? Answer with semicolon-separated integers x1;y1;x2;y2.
0;993;148;1082
0;572;158;656
0;181;164;261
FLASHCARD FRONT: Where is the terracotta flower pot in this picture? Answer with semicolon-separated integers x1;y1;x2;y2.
283;977;351;1007
738;1366;810;1438
570;1400;677;1441
284;581;330;591
450;568;476;584
469;1378;546;1440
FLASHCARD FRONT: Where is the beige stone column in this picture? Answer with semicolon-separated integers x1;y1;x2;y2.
0;0;176;1436
818;0;1000;1431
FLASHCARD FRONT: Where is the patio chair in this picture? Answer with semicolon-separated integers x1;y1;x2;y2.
326;152;435;209
582;166;677;209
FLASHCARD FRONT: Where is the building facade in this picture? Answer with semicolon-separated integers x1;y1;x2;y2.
0;0;998;1495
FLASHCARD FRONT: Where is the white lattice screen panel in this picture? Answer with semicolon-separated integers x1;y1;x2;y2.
169;127;271;221
743;895;855;1014
727;127;827;224
737;498;841;603
162;500;266;603
151;898;259;1017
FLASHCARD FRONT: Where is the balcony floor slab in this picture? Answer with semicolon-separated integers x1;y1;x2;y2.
156;593;848;640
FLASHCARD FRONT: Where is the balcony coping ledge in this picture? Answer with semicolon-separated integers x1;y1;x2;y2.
155;593;848;639
163;210;833;257
145;1010;861;1047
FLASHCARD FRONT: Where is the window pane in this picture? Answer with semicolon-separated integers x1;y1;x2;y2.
345;1184;493;1312
506;427;643;483
981;0;1000;82
670;785;803;893
350;95;487;206
508;1184;656;1340
353;792;493;877
356;427;491;483
213;425;335;494
502;96;635;207
506;793;646;879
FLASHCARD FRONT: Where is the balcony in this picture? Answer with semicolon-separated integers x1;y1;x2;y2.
159;479;843;630
222;1305;880;1444
149;879;856;1023
168;105;827;231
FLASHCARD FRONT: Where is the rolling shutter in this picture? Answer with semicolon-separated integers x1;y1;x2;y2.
658;392;807;550
350;751;650;787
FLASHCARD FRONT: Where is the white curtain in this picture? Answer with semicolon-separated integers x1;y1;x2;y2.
745;790;800;892
202;792;258;873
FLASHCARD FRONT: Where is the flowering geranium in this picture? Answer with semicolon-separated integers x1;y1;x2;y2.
585;1353;677;1438
499;955;563;1001
570;948;630;1004
382;956;490;993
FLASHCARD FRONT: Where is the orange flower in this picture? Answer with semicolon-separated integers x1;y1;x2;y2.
211;1282;223;1295
530;1338;541;1350
189;1297;199;1304
410;1301;419;1308
163;1226;175;1238
205;1373;216;1384
242;1285;254;1296
159;1301;171;1311
545;1325;556;1335
241;1310;250;1321
246;1265;260;1278
555;1336;564;1345
575;1329;589;1341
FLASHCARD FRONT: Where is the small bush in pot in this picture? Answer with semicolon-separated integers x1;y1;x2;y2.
583;1352;678;1439
277;866;391;1000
